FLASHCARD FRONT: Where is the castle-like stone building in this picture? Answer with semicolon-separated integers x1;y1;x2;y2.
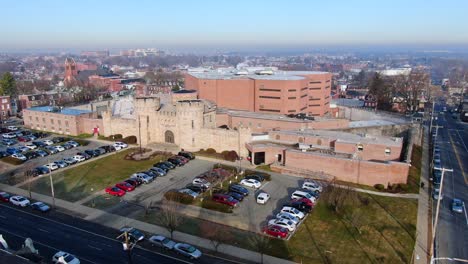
102;96;251;157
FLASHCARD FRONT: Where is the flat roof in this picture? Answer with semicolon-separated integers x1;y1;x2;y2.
218;108;314;123
27;106;92;116
273;129;402;146
188;69;329;81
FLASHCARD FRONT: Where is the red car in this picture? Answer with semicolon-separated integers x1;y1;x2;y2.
174;156;189;164
291;197;314;207
116;182;135;192
212;194;239;207
105;187;126;197
17;136;30;142
263;225;289;239
0;192;11;202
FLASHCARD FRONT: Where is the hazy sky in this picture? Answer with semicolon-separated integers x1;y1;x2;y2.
2;0;468;51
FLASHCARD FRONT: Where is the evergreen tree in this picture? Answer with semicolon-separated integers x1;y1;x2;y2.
0;72;17;97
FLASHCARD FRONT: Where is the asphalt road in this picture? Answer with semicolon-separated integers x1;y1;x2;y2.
0;203;238;264
431;104;468;261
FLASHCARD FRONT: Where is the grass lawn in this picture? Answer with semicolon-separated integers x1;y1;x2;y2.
255;164;272;172
24;148;169;202
136;190;417;264
83;194;122;209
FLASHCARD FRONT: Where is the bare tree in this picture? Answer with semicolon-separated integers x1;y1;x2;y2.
157;200;183;240
23;166;35;199
321;180;356;214
200;222;232;252
249;234;272;264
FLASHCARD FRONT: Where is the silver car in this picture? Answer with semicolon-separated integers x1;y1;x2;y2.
148;235;176;250
173;243;202;259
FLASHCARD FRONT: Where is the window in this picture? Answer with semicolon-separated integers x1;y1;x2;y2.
257;123;262;128
357;144;363;151
248;122;252;127
298;137;304;143
309;87;321;90
385;148;391;155
29;116;32;121
275;135;280;140
288;110;296;113
259;96;281;99
288;89;297;92
35;117;39;121
300;94;307;98
259;109;280;112
65;121;69;127
259;88;281;92
288;97;296;99
301;87;308;91
309;97;320;101
300;106;307;111
191;120;194;129
317;139;322;146
309;81;321;84
50;119;54;124
58;120;61;125
309;104;321;107
42;118;45;122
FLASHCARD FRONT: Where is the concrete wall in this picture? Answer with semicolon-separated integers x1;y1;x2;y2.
283;150;409;186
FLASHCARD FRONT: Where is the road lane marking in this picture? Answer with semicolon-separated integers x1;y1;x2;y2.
0;215;6;219
0;226;98;264
447;130;468;184
455;130;468;153
464;203;468;227
87;244;102;251
38;228;49;233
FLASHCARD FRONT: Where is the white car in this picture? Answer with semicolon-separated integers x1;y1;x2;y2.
52;251;80;264
44;163;59;171
25;143;37;150
148;235;176;250
7;126;18;131
54;145;65;152
131;173;153;184
18;146;31;153
73;155;85;162
43;140;54;146
276;212;300;225
11;153;27;161
2;132;16;139
302;181;323;192
240;178;261;188
9;196;30;207
67;141;80;147
291;190;316;203
113;142;128;149
256;192;270;204
268;218;296;232
192;178;211;188
281;206;305;219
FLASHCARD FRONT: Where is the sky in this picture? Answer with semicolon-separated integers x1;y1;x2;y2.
1;0;468;52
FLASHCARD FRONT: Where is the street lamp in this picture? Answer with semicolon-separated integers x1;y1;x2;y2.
118;231;138;264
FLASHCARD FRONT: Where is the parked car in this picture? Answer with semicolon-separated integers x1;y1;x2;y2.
451;198;464;213
178;188;199;198
67;141;80;147
45;163;59;171
95;147;106;155
32;141;47;148
185;184;207;193
31;201;51;212
35;149;49;157
149;166;166;176
291;197;314;207
76;152;91;160
18;146;31;153
2;139;17;146
131;173;153;184
33;166;50;176
43;140;54;146
240;178;261;188
148;235;176;250
45;145;58;154
100;145;116;153
24;143;37;150
0;192;11;202
17;136;30;142
62;143;73;150
173;243;202;259
212;193;239;207
263;225;289;239
2;132;17;139
142;170;158;178
52;251;80;264
113;141;128;150
168;157;183;166
256;192;270;204
161;161;176;169
105;186;126;197
116;182;135;192
63;157;78;165
268;218;296;232
0;151;8;158
6;147;21;155
302;181;323;192
226;191;244;202
11;153;27;161
229;184;249;196
276;212;300;225
84;149;99;157
289;200;312;213
51;137;66;143
291;190;316;203
7;126;18;131
245;174;265;182
178;151;195;160
126;178;142;187
73;155;86;162
54;145;65;152
192;178;211;188
175;155;189;164
432;189;443;200
280;206;305;219
54;160;69;168
9;195;31;207
119;227;144;241
153;163;170;172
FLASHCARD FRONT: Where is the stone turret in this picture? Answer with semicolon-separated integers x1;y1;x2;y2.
134;96;161;115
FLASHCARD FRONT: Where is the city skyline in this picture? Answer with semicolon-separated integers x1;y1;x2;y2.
2;0;468;52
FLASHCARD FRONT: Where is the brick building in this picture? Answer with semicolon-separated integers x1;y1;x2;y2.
0;96;11;119
185;67;332;117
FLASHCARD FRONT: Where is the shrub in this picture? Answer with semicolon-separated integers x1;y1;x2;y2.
75;133;93;138
164;191;194;205
1;157;24;166
201;199;233;213
73;139;90;146
213;163;237;173
222;150;239;162
206;148;216;154
398;183;410;192
245;169;271;181
122;135;137;144
114;134;123;139
374;184;385;190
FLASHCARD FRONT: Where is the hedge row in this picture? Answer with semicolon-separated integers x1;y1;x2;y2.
98;134;137;144
164;191;194;204
0;156;25;166
245;169;271;181
201;199;233;213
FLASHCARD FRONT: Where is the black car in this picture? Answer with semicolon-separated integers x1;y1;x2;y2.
178;151;195;160
142;170;158;178
0;151;8;158
186;184;207;193
24;151;39;160
229;184;249;196
32;132;49;138
289;200;312;213
226;191;244;201
77;152;92;160
62;143;73;150
101;145;116;153
95;147;106;155
84;149;99;157
22;130;32;136
168;158;183;166
35;149;49;157
33;166;50;176
125;178;142;187
245;174;265;182
153;163;169;172
162;161;176;169
51;137;64;143
32;141;47;148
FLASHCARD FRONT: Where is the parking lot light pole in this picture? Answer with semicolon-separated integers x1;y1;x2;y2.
47;157;56;209
430;167;453;259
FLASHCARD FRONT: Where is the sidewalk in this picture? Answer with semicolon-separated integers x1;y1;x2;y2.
0;182;296;264
413;125;430;264
332;184;419;199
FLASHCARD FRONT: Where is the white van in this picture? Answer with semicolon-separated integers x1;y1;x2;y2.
302;181;323;192
291;190;316;203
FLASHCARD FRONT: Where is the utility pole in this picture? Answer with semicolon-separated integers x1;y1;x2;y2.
430;100;435;134
117;231;136;264
138;115;142;154
430;167;453;260
238;128;242;173
48;157;56;209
